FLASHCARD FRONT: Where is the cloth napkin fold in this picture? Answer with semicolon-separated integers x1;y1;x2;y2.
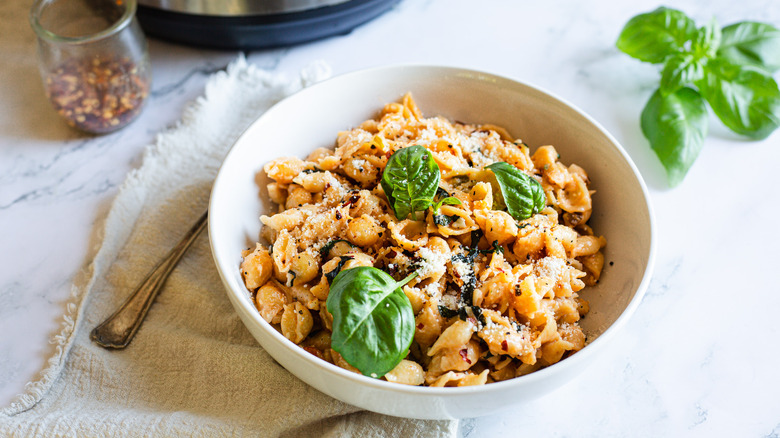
0;56;458;437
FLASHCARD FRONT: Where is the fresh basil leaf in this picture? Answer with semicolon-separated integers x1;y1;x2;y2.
381;145;441;220
660;53;705;95
697;58;780;139
432;196;462;213
641;87;708;187
485;162;545;221
616;7;698;64
326;267;416;378
718;21;780;73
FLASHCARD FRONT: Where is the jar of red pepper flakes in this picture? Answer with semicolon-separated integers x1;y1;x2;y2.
30;0;151;134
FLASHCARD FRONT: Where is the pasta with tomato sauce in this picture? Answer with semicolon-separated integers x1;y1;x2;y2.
240;93;606;386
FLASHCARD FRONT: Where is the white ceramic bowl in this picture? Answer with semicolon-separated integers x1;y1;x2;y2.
208;65;656;420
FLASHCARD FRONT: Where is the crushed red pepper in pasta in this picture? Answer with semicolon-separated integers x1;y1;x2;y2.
240;93;606;386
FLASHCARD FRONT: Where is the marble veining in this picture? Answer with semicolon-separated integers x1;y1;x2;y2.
2;0;779;436
149;62;230;99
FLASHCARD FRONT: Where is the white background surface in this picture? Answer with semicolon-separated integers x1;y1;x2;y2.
1;0;779;436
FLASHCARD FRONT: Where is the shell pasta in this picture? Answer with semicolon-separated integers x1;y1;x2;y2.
240;93;606;386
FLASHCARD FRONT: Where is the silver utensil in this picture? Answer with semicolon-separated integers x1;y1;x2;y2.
90;211;208;349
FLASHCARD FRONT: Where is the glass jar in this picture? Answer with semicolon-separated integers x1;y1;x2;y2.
30;0;151;134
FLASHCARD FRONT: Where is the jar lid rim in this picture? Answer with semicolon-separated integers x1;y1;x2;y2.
30;0;138;44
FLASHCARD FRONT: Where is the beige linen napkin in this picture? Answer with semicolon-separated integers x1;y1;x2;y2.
0;56;457;437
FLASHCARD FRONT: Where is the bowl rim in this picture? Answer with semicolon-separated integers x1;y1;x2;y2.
208;63;657;397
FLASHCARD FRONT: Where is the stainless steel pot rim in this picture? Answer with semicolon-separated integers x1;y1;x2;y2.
137;0;352;16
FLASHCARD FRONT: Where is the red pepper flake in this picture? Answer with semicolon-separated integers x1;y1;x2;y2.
342;193;361;207
45;55;149;133
501;340;508;351
459;348;471;364
387;250;397;259
417;323;424;330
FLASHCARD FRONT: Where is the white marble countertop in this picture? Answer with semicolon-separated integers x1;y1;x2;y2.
2;0;779;436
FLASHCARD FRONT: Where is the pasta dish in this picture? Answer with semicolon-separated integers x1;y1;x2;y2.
240;93;606;386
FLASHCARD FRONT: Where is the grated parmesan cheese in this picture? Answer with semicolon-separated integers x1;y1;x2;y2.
469;150;495;167
440;294;458;310
422;281;440;298
451;259;472;279
351;158;367;170
535;256;566;281
416;247;449;278
457;132;481;153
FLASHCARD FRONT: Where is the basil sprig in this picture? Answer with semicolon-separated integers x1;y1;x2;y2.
431;190;462;226
381;145;440;220
486;162;545;220
617;7;780;186
326;267;417;378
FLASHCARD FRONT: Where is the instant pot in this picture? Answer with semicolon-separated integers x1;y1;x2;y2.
136;0;400;49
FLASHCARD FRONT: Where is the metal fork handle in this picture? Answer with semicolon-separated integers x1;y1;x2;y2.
90;211;208;349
